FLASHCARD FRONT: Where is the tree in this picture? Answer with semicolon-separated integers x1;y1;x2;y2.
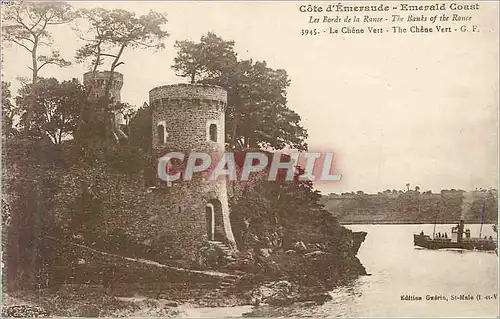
2;2;76;137
15;78;86;144
173;34;359;281
128;103;151;152
2;81;17;139
230;162;338;250
119;103;136;129
75;8;169;142
172;33;307;151
172;32;238;84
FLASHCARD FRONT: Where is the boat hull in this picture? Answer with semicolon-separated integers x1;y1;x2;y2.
413;234;497;251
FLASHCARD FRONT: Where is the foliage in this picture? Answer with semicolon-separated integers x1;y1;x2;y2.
2;18;365;293
172;32;237;84
75;8;169;69
48;159;178;263
117;102;137;133
73;99;135;148
2;6;167;284
2;140;61;290
2;2;75;78
128;103;152;153
2;81;18;139
250;248;364;287
2;1;75;137
172;33;308;151
173;34;350;278
466;190;498;222
15;78;87;143
322;189;498;223
230;159;343;252
198;241;226;269
75;8;168;141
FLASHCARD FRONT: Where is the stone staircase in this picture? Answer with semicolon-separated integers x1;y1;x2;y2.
209;240;237;263
218;273;240;288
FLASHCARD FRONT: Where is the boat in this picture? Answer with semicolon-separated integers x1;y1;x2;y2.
414;220;497;251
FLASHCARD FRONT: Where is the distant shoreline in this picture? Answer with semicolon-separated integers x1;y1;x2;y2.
340;221;495;225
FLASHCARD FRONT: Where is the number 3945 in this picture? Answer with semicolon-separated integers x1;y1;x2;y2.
301;29;319;35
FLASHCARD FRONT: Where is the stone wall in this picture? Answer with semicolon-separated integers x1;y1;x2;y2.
149;84;226;104
49;164;233;265
151;98;226;154
148;84;236;260
83;71;125;125
146;180;233;261
83;71;124;103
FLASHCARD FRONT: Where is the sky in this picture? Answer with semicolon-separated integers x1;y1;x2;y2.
2;1;499;194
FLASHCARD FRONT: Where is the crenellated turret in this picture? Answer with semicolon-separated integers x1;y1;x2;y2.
83;71;128;141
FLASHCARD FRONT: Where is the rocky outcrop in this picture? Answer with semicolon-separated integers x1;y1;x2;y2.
351;231;367;254
245;280;333;306
2;305;50;318
228;227;368;296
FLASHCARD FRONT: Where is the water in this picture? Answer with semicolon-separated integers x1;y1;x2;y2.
184;224;499;318
321;224;499;318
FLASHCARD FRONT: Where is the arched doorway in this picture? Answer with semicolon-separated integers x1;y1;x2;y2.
205;203;215;241
205;199;224;241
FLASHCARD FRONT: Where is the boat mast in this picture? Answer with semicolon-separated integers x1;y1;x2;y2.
432;217;437;238
432;202;439;238
479;192;486;238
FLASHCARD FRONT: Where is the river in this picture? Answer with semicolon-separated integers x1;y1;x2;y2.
181;224;498;318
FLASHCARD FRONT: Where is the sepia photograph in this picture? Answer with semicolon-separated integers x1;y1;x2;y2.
1;1;498;318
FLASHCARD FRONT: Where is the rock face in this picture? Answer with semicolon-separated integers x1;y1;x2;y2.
342;230;368;277
232;227;368;295
239;230;367;305
352;231;367;254
292;241;307;253
2;305;50;318
198;240;237;268
246;280;334;306
247;281;293;305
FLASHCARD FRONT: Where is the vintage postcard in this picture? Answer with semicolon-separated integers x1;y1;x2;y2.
1;0;498;318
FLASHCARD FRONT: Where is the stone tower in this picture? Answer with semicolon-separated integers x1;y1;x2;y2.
149;84;237;258
83;71;126;127
83;71;124;103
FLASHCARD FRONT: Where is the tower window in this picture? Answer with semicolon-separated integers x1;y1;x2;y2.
209;124;217;142
157;124;165;144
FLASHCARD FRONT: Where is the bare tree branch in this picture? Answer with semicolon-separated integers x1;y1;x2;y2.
7;38;33;52
4;2;75;138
